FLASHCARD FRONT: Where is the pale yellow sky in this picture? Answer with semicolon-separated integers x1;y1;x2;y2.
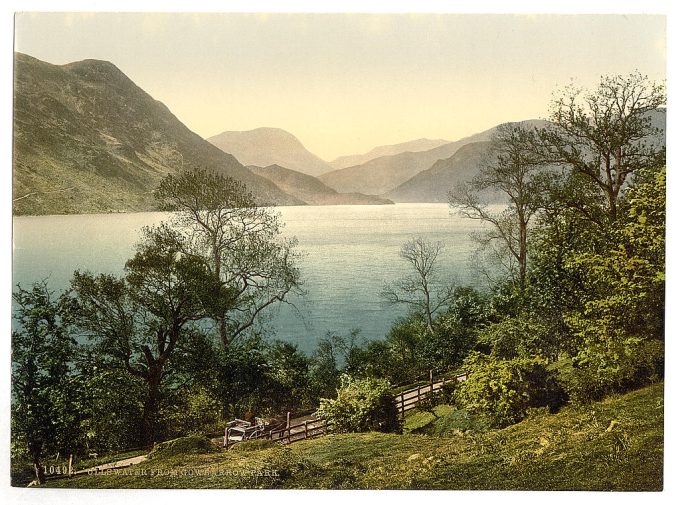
15;13;666;161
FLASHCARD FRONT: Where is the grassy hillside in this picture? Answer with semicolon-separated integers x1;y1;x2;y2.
13;53;301;215
44;382;663;490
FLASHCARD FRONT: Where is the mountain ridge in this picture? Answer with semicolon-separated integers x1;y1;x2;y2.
249;164;393;206
208;127;333;177
329;138;451;169
13;53;303;215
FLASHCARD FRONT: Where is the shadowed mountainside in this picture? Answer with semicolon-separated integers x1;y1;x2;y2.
13;53;302;215
329;138;451;170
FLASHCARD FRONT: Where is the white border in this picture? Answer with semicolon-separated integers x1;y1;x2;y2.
1;2;677;505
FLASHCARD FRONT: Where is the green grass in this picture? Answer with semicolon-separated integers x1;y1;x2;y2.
44;382;664;490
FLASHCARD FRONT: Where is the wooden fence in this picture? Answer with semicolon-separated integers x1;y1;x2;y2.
225;416;331;449
225;370;467;449
393;371;468;417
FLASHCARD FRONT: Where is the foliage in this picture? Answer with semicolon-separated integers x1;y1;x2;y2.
77;362;146;452
154;168;303;347
148;435;219;459
479;316;557;360
537;72;665;222
11;282;81;484
316;375;401;434
563;167;665;402
455;353;565;427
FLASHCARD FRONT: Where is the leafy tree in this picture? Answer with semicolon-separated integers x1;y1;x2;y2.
154;168;303;348
563;167;665;401
380;237;455;333
264;340;311;411
449;124;547;291
536;72;665;222
11;282;80;484
69;230;214;446
308;330;362;400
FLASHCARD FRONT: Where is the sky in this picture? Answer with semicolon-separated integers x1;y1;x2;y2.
14;13;666;161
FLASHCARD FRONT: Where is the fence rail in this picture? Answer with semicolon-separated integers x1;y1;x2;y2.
393;371;468;416
225;370;467;449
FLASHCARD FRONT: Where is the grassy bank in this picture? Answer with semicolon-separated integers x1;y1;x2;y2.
44;382;663;490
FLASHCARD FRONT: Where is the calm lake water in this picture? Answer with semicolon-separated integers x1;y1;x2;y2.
12;203;489;353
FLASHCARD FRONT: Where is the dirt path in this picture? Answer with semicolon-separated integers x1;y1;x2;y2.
72;454;148;475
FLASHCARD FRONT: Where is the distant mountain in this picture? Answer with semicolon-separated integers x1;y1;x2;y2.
319;120;550;197
13;53;302;215
386;113;666;203
385;141;494;203
318;128;502;195
208;128;333;177
249;165;393;206
329;138;450;169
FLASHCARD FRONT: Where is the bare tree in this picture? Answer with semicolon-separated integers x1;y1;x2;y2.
449;124;546;290
154;168;303;348
380;237;455;333
536;72;666;222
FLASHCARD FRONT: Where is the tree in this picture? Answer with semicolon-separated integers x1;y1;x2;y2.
11;282;80;484
69;230;214;446
563;166;665;401
449;123;546;291
153;168;302;348
380;237;455;333
536;72;665;222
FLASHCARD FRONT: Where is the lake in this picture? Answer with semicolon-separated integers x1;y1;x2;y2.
12;203;489;353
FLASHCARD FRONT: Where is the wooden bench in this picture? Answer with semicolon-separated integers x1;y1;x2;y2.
223;418;267;447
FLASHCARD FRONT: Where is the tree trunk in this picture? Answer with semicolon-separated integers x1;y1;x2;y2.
31;449;45;485
141;373;162;447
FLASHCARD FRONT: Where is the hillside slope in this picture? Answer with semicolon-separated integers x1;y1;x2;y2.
13;53;301;215
386;141;493;202
329;138;450;169
250;165;393;205
319;120;549;197
46;382;663;490
208;128;333;177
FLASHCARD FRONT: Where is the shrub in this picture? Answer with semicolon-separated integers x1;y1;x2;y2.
455;353;565;427
148;435;219;459
315;375;401;433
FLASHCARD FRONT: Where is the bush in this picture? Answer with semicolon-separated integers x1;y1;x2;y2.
315;375;401;433
558;339;663;404
149;435;219;459
455;353;565;427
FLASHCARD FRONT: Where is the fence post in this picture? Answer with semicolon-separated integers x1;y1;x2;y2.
430;369;434;395
68;454;73;478
304;420;308;440
400;393;405;418
286;411;291;429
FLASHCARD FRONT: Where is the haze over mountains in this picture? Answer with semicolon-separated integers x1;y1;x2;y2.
208;128;333;177
329;138;451;169
250;165;392;206
12;53;667;216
